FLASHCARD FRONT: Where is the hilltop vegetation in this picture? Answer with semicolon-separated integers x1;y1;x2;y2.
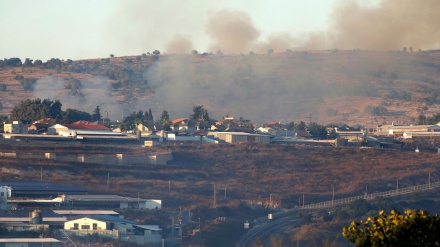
1;50;440;125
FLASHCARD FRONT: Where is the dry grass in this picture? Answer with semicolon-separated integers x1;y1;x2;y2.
1;142;439;210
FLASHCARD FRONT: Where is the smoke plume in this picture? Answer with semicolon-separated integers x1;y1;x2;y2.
33;76;123;121
300;0;440;50
165;35;193;54
206;9;260;54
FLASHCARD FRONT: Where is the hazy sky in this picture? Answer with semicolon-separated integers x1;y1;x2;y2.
1;0;337;60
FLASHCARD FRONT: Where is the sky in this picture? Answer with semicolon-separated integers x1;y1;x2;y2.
0;0;337;60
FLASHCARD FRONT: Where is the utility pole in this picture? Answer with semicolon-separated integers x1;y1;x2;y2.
302;194;305;207
365;185;368;198
107;173;109;188
168;181;170;193
306;114;313;124
332;186;335;205
429;173;431;188
213;182;217;209
396;179;399;192
40;167;42;181
224;185;227;199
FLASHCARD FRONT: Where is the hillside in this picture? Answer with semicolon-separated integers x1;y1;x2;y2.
1;51;440;126
2;142;440;208
2;141;440;246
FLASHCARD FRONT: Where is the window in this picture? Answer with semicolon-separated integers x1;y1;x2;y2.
93;223;97;230
0;192;4;197
74;223;79;230
81;225;90;230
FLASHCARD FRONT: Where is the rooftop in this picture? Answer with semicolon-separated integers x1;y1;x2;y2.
1;181;87;193
0;181;87;193
65;194;149;203
0;238;61;243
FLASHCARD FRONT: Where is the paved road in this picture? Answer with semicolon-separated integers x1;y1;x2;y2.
237;215;300;247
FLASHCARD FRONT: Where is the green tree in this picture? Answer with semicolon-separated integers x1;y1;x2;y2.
308;122;327;139
144;108;154;124
294;121;307;131
160;110;172;131
10;98;62;123
343;210;440;247
191;105;211;129
92;106;102;121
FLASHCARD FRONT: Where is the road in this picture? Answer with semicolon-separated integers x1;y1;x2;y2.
237;215;300;247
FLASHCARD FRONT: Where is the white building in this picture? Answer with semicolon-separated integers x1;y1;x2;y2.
208;132;270;144
64;215;162;246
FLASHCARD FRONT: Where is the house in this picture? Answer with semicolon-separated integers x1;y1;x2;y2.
64;215;162;246
46;124;68;135
4;121;28;134
171;118;200;133
171;118;188;133
296;130;312;138
137;123;155;137
264;121;280;129
28;123;51;134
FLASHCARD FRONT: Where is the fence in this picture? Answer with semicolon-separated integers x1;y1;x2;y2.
299;180;440;209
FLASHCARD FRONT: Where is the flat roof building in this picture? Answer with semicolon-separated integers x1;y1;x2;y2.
208;132;270;144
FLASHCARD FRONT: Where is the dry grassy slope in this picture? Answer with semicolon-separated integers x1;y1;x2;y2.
1;142;440;209
1;51;440;125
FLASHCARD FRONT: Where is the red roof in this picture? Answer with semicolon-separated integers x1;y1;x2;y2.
171;118;187;125
267;121;278;125
63;124;110;131
297;130;312;137
73;120;97;125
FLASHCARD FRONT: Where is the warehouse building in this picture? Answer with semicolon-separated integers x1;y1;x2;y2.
207;132;270;144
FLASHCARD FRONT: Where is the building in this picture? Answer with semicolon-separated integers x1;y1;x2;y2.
47;123;112;135
0;238;62;247
403;131;440;139
64;195;162;209
335;130;366;142
0;209;67;229
137;123;155;133
64;215;162;246
27;123;51;134
4;121;28;134
53;210;120;219
0;181;87;198
171;118;198;133
388;125;440;135
207;132;270;144
0;186;11;210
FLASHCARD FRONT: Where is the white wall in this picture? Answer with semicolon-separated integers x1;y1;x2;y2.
64;217;106;230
